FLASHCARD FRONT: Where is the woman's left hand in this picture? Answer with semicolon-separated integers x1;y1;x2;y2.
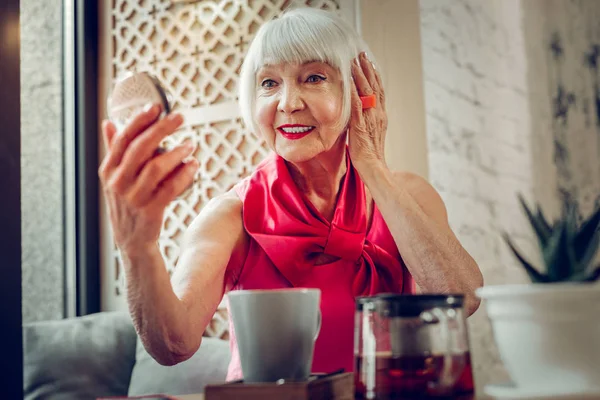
348;52;388;172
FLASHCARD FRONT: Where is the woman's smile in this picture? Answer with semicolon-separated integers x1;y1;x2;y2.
277;124;316;140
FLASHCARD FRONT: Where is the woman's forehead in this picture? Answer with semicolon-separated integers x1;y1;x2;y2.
257;61;336;74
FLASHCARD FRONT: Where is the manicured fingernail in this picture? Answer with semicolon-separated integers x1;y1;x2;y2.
143;103;159;114
184;139;196;152
354;57;360;66
168;113;184;123
187;158;200;171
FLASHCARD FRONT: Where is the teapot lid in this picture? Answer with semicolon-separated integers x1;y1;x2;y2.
355;296;372;311
381;294;464;317
356;294;464;316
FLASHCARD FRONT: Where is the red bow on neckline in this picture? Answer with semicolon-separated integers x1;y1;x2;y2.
240;150;406;296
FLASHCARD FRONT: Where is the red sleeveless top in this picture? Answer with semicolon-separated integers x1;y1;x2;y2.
225;151;415;381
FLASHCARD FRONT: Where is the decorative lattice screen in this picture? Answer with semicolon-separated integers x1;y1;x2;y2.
105;0;343;339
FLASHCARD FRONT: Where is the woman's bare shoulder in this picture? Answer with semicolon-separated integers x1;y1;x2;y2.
391;171;449;225
183;188;244;248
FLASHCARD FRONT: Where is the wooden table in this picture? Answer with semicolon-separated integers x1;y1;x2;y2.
175;394;490;399
177;394;204;400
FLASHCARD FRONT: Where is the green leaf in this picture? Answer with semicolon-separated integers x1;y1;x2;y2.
503;234;550;283
574;206;600;269
568;264;600;283
543;220;573;281
518;194;552;247
536;206;552;236
576;227;600;271
565;203;584;274
583;265;600;282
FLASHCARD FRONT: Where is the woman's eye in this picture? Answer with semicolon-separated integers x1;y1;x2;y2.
261;79;277;88
306;75;325;83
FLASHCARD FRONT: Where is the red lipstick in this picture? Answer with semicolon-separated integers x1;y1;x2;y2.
277;124;315;140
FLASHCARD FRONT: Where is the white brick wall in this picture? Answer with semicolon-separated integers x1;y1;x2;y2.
420;0;600;392
523;0;600;217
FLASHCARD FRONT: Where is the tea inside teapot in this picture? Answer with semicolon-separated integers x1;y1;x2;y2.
354;294;474;399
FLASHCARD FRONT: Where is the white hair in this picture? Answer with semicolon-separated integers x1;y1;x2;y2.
238;7;372;133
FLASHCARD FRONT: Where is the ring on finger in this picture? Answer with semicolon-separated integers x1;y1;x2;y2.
360;94;377;110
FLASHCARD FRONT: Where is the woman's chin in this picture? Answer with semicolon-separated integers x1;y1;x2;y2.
275;147;317;164
273;137;344;164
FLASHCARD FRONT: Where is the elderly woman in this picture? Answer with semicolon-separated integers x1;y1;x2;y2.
99;7;483;380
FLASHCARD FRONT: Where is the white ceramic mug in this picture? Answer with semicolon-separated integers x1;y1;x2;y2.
227;288;322;383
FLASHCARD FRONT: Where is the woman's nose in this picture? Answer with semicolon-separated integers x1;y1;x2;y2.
277;86;304;114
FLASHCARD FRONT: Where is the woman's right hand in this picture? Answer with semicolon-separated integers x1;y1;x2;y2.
98;104;199;255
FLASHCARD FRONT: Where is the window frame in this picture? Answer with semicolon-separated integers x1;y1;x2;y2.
0;0;23;396
63;0;101;317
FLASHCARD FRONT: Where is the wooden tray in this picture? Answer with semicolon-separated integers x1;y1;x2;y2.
204;372;354;400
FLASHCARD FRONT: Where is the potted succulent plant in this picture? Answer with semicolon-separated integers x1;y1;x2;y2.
476;194;600;395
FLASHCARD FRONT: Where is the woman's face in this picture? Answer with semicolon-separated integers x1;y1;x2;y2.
254;61;346;162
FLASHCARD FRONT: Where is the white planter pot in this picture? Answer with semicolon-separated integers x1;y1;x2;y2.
476;283;600;393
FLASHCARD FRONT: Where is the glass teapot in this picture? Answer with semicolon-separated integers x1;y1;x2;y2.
354;294;474;399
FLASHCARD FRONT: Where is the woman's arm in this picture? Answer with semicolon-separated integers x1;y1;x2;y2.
98;106;246;366
347;52;482;315
359;167;483;315
125;191;246;365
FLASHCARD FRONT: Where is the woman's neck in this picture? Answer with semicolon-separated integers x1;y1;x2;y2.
287;136;347;220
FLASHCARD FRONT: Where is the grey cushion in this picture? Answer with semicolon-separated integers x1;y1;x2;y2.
128;336;231;396
23;311;137;400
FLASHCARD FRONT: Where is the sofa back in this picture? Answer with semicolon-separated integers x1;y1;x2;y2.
23;311;232;399
23;311;137;400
